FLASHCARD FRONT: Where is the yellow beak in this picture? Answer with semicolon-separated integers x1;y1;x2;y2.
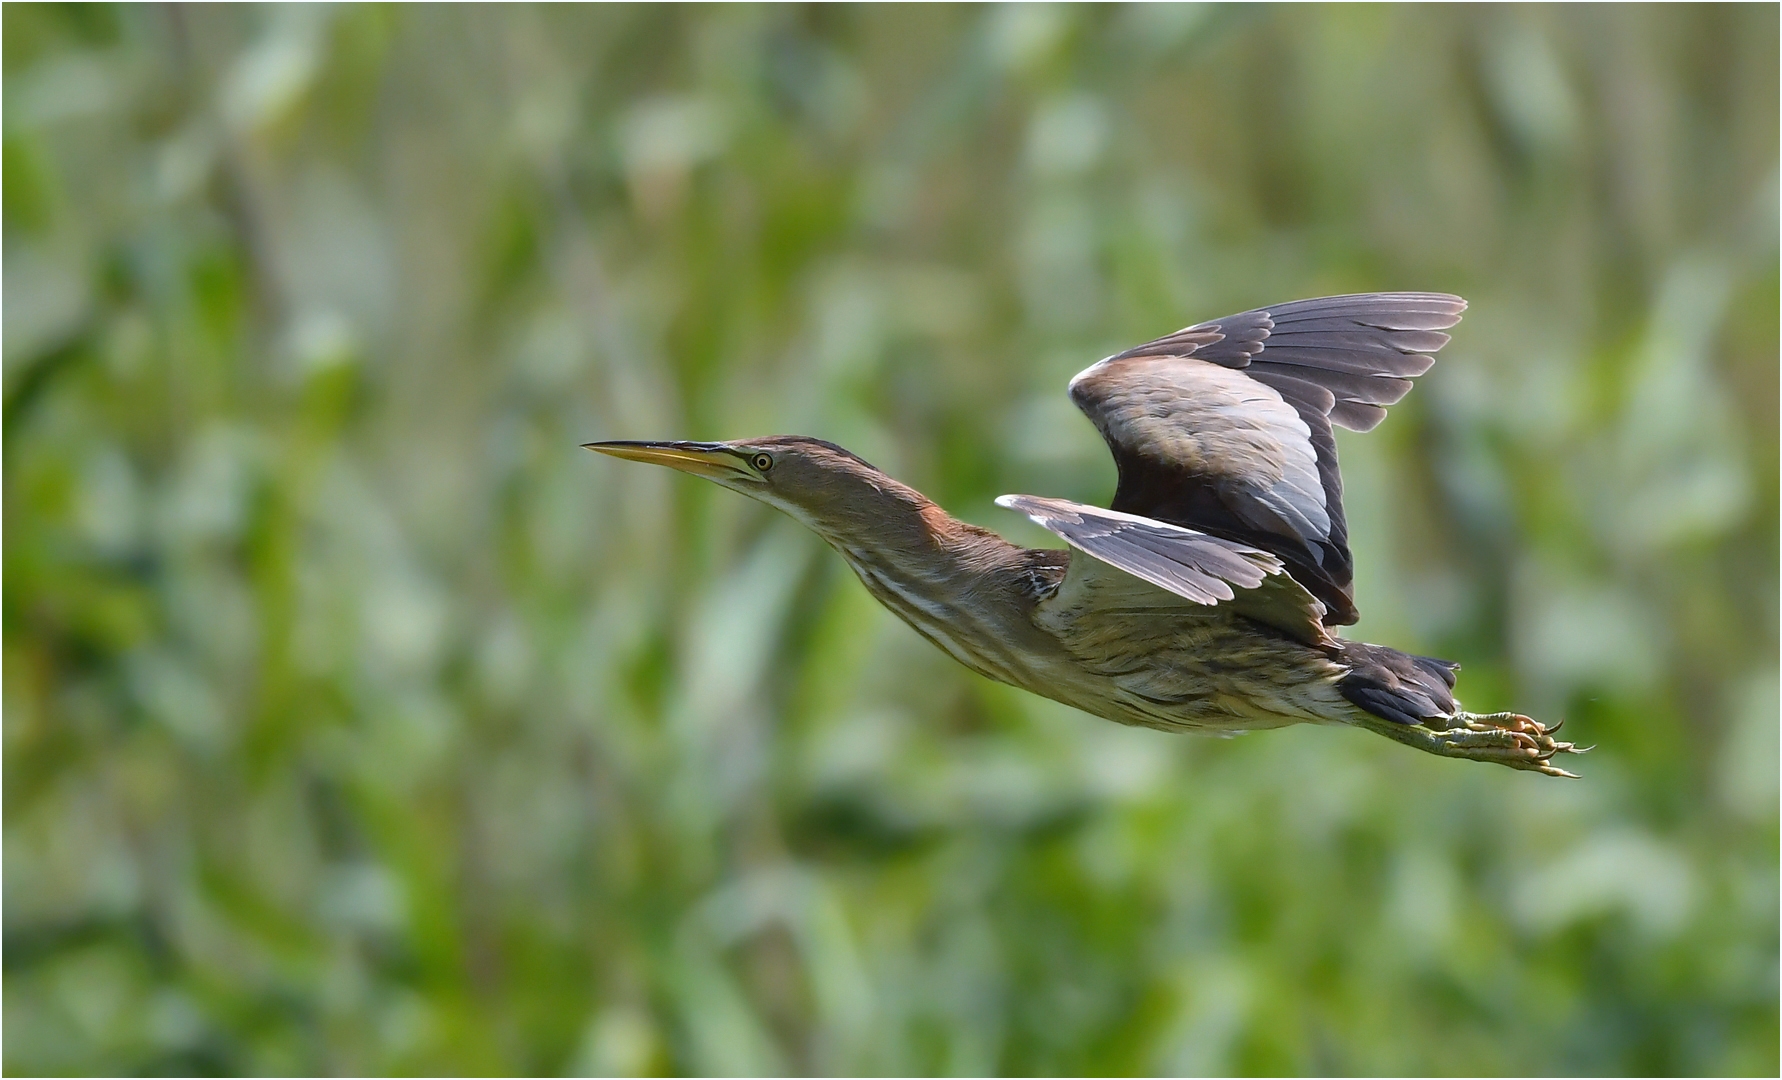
582;440;758;482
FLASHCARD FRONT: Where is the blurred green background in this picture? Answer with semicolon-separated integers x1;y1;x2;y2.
5;4;1777;1075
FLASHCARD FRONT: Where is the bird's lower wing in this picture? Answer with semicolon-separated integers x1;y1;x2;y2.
995;494;1333;647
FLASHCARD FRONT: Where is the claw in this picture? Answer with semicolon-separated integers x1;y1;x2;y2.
1404;710;1591;777
1546;718;1564;735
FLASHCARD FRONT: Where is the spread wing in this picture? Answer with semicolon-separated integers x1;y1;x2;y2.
1067;292;1465;625
996;494;1333;647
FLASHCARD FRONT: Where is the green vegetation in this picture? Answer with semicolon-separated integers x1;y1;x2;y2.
5;5;1776;1075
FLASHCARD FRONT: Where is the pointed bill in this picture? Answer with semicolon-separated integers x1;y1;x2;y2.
583;440;760;482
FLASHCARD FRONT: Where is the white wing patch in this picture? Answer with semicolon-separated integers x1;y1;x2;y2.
996;494;1332;645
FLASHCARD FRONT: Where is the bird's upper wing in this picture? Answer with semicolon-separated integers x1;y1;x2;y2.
1067;292;1465;625
996;494;1333;647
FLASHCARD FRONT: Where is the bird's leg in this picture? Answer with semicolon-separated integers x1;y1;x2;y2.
1364;711;1589;778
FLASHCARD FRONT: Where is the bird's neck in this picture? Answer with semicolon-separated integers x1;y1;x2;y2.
806;483;1063;684
809;483;1005;585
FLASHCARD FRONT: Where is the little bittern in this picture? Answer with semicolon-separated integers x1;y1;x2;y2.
588;294;1585;776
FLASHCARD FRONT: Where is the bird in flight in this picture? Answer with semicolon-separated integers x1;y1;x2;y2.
588;293;1585;776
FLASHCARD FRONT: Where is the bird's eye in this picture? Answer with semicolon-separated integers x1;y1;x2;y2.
751;452;774;472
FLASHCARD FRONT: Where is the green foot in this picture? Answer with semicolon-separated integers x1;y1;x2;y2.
1370;711;1590;778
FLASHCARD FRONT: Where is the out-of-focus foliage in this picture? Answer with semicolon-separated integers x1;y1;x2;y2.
5;4;1776;1075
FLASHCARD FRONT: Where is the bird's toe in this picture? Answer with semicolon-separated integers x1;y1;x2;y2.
1361;710;1586;777
1446;711;1586;777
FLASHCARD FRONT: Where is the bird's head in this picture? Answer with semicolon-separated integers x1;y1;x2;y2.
584;436;922;535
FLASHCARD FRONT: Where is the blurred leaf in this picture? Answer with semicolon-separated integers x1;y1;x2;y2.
3;4;1775;1076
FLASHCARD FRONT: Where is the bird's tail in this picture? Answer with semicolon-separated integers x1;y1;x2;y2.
1334;641;1459;727
1332;640;1586;777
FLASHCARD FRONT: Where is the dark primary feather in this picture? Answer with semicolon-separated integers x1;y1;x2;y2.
1070;292;1465;625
